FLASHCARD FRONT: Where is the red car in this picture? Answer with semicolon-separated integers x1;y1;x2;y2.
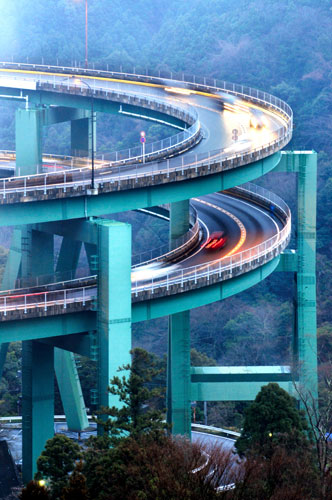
202;231;227;250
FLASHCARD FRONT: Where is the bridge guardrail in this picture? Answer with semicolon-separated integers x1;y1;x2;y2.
0;184;290;320
0;63;291;204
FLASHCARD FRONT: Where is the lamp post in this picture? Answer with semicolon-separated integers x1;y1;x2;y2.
85;0;88;69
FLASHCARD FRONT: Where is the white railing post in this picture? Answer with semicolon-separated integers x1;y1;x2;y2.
24;295;27;314
83;287;85;306
64;290;67;309
44;293;47;311
4;297;6;317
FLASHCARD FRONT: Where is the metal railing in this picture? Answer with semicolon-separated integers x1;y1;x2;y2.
132;205;199;266
131;183;291;296
0;184;290;318
0;63;292;202
0;285;96;317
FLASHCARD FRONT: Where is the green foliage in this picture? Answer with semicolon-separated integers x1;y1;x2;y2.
0;342;21;416
235;383;310;457
19;481;50;500
35;435;82;499
98;348;166;440
74;434;219;500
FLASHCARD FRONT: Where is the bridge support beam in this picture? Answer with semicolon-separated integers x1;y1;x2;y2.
16;107;43;176
54;348;89;431
169;200;190;249
22;341;54;483
96;220;132;433
276;151;318;403
71;112;96;158
21;227;54;283
55;238;82;279
167;310;191;437
0;228;22;380
167;199;191;436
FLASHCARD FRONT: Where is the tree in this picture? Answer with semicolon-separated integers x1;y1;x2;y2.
19;481;50;500
35;435;82;500
235;383;310;457
99;348;167;440
72;434;229;500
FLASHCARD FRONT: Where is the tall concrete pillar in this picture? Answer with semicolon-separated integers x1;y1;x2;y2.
22;341;54;483
0;228;22;379
167;200;191;437
167;311;191;437
16;107;43;176
169;199;190;249
21;227;54;283
71;112;96;158
54;349;88;432
96;220;132;433
295;152;318;401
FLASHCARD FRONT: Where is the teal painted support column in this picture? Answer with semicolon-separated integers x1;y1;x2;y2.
53;237;88;431
21;227;54;282
54;348;88;431
16;107;43;176
167;311;191;437
1;228;22;291
84;242;97;273
167;200;191;436
0;343;8;380
56;238;82;278
0;228;22;380
96;221;132;432
22;341;54;483
167;193;190;436
296;152;318;401
71;112;96;158
275;152;318;402
169;200;190;249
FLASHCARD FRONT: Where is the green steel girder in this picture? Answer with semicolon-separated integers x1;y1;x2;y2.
0;258;280;344
56;239;82;275
191;366;293;383
191;381;295;402
39;333;90;357
54;348;89;432
133;257;280;323
36;218;99;244
0;152;282;228
276;250;298;272
43;106;90;126
0;312;95;344
0;87;185;129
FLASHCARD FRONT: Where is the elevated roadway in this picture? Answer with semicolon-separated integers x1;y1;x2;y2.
0;63;305;483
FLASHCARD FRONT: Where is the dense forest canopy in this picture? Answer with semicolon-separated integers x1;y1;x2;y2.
0;0;331;426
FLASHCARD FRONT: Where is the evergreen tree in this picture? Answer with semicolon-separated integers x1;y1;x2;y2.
98;347;167;440
35;435;82;500
235;382;310;457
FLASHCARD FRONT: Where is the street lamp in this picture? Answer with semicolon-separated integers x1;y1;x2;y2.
73;0;88;68
85;0;88;69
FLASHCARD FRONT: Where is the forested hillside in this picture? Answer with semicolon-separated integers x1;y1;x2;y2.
0;0;331;425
